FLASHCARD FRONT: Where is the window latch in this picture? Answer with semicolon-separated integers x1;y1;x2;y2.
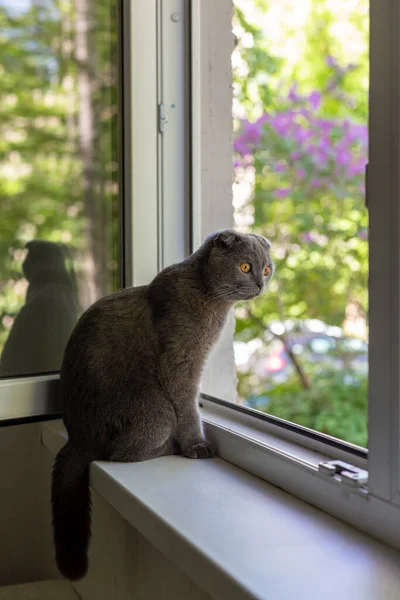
318;460;368;489
158;103;168;133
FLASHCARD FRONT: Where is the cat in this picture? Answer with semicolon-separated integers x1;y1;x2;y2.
0;240;80;378
51;229;274;580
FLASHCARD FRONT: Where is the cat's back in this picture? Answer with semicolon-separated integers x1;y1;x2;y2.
61;285;155;403
64;285;151;359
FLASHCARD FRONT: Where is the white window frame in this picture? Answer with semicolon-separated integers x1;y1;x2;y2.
193;0;400;553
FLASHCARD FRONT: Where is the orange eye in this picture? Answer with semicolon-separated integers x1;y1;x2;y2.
264;265;272;276
240;263;251;273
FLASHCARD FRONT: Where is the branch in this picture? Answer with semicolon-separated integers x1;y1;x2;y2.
246;308;311;390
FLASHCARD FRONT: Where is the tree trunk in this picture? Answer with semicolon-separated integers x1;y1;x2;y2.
74;0;106;303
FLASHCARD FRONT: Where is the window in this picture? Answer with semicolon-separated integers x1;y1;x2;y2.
0;0;122;381
231;0;369;448
0;0;189;422
1;0;399;556
195;0;400;553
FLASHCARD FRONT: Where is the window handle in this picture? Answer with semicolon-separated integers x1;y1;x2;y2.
319;460;368;489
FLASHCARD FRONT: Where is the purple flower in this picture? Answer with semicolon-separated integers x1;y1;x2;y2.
296;168;306;179
336;149;352;165
270;113;293;136
303;232;315;243
319;136;332;151
359;229;368;240
347;160;366;177
275;161;286;172
310;178;321;188
313;148;329;168
275;187;291;198
234;117;269;156
243;121;262;144
294;128;313;145
309;91;321;111
348;123;368;144
257;113;269;127
318;119;334;133
290;151;301;161
234;139;250;155
326;55;336;68
298;107;310;118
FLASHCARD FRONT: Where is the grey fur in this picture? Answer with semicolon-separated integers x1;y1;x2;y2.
51;229;274;579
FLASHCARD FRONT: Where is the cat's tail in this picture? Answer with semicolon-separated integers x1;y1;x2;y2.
51;441;93;580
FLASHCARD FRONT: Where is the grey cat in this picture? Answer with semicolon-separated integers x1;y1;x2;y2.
51;229;274;580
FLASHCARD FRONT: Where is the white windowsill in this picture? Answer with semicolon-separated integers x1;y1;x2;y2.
42;420;400;600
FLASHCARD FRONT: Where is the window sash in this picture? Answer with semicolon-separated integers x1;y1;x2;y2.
193;0;400;523
0;0;126;422
0;0;189;422
158;0;191;268
367;0;400;504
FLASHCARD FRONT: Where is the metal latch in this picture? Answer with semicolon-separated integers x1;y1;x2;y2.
158;103;168;133
319;460;368;489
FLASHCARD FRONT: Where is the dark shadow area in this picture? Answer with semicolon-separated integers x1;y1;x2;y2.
0;241;80;378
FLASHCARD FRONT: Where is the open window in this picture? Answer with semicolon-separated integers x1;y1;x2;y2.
2;0;399;557
0;0;190;423
194;0;400;552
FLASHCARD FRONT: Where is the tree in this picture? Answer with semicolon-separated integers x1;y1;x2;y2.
232;0;369;446
0;0;120;357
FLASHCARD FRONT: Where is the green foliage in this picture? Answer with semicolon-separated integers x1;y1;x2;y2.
0;0;120;354
246;370;368;447
233;0;369;445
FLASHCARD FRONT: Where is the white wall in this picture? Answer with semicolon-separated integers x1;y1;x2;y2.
74;489;211;600
0;423;59;585
0;424;211;599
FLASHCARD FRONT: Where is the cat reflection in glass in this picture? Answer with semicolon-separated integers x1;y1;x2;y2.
0;240;79;378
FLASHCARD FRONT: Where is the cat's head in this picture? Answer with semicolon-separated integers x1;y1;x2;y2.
23;240;68;282
202;229;274;302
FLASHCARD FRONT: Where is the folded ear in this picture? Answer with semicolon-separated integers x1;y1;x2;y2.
214;229;240;249
259;235;271;250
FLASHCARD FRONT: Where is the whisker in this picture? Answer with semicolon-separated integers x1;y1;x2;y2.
204;289;238;306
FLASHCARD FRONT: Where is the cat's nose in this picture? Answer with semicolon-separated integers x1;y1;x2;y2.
257;281;263;291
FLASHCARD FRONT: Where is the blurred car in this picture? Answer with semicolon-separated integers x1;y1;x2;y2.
263;332;368;383
234;319;368;388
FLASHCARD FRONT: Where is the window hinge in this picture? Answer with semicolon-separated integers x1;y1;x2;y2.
158;103;168;133
318;460;368;489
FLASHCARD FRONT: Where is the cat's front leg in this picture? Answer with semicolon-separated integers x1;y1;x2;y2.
174;403;215;459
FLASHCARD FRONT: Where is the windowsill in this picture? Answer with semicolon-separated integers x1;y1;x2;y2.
42;420;400;600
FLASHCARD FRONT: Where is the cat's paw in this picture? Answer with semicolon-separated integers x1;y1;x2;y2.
184;441;215;459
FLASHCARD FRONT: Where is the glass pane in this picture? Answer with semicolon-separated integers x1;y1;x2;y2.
232;0;368;447
0;0;121;378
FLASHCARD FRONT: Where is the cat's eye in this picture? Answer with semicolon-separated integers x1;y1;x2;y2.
264;265;272;276
240;263;251;273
